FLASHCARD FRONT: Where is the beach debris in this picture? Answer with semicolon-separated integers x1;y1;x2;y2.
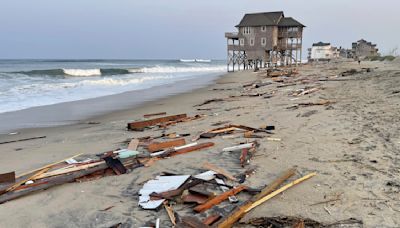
148;138;186;153
139;175;191;209
222;142;255;152
144;112;167;118
99;205;115;212
151;142;214;158
215;178;239;203
216;168;296;227
194;185;247;213
244;172;316;213
164;202;177;226
244;217;363;227
288;100;336;109
0;172;15;184
203;214;222;226
0;136;46;145
178;216;209;228
182;191;210;204
203;162;238;182
127;139;140;150
195;98;225;107
103;156;127;175
127;113;187;131
290;87;321;97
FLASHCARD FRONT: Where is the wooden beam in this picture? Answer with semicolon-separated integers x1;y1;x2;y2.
216;168;296;228
127;114;187;130
168;142;214;157
0;164;108;204
148;138;186;153
194;185;247;213
203;162;237;182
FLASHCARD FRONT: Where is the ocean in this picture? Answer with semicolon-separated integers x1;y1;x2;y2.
0;59;226;133
0;59;225;114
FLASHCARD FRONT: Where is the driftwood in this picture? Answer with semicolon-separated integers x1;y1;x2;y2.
127;139;139;150
245;217;363;228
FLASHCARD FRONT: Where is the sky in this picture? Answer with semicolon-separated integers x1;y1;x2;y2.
0;0;399;59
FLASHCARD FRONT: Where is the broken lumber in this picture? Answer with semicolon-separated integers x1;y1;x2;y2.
203;162;237;182
32;161;106;180
245;172;316;212
203;214;222;226
0;163;108;204
127;114;187;131
164;202;176;226
216;168;296;228
194;185;247;213
168;142;215;157
127;139;139;150
222;143;254;152
194;99;224;107
0;136;46;145
16;153;83;178
0;172;15;184
148;138;186;153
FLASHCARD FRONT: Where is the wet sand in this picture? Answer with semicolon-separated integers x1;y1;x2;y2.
0;60;399;227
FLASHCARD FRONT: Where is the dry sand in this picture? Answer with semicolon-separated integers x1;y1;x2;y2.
0;59;399;227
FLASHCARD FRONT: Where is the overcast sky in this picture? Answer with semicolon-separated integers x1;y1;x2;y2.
0;0;398;59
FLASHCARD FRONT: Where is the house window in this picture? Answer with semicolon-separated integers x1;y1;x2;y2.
261;37;266;46
261;26;266;32
249;38;254;46
239;38;244;46
243;27;251;34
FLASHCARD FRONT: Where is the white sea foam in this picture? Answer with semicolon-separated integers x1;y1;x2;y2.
63;68;102;77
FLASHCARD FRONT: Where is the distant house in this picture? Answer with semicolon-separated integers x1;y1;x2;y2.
225;11;305;72
352;39;379;58
308;42;340;62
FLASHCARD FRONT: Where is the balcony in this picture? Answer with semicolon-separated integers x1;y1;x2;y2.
225;32;239;39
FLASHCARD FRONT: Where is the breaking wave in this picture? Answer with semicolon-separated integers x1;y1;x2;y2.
12;65;224;77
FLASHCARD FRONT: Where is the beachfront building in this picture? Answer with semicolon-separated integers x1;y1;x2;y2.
352;39;379;58
225;11;305;72
308;42;340;62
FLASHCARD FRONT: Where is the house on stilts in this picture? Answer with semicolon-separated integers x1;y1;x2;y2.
225;11;305;72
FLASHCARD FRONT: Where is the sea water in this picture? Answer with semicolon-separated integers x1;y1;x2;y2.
0;59;225;114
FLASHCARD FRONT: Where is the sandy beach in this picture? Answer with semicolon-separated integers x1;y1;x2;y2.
1;60;400;227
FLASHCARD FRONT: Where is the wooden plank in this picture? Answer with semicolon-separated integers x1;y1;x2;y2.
164;202;176;226
194;185;247;213
245;172;316;212
0;172;15;184
127;114;187;130
4;168;50;193
127;139;139;150
168;142;214;157
32;161;106;180
103;157;127;175
203;162;237;182
216;168;296;228
0;164;108;204
17;153;83;178
144;112;167;118
148;138;186;153
203;214;222;226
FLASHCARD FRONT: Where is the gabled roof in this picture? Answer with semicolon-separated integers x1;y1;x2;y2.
236;11;284;27
313;42;331;47
278;17;305;27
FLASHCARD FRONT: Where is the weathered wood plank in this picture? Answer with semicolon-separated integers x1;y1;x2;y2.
127;114;187;130
148;138;186;153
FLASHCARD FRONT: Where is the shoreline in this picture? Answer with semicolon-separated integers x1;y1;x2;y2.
1;60;400;227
